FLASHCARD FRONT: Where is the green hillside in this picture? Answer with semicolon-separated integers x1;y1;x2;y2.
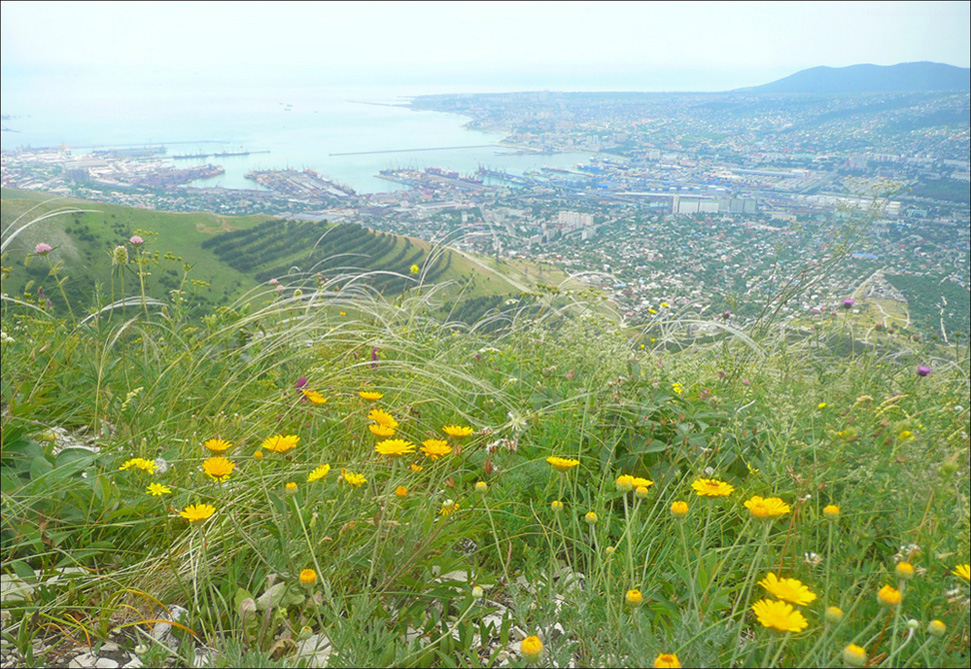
0;190;524;320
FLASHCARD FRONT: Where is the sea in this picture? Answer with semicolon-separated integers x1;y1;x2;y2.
0;79;596;194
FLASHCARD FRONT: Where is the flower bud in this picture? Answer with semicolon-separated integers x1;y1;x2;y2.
824;606;844;624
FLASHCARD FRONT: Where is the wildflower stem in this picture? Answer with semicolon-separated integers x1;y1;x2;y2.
676;519;698;614
728;522;772;666
483;499;511;586
824;517;836;602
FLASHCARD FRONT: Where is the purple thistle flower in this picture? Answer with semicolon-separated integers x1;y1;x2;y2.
129;235;144;246
842;298;855;309
917;365;931;377
295;376;308;389
34;243;53;255
722;310;731;320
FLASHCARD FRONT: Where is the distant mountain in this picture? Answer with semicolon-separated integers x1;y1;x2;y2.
738;62;970;94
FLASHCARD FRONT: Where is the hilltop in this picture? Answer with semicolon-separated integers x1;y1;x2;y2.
737;61;971;94
0;189;546;323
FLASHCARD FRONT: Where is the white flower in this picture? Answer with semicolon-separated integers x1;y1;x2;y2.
0;330;14;344
704;466;715;476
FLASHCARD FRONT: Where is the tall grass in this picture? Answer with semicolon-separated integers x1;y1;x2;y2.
1;222;969;668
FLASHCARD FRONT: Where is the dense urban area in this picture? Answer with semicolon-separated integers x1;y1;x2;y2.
2;90;969;336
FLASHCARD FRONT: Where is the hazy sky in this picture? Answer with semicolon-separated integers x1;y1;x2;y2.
2;1;969;91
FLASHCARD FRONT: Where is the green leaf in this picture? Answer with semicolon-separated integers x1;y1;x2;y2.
29;455;53;481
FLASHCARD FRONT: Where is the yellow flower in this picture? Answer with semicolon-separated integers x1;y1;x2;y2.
635;486;651;499
202;456;235;482
842;644;867;668
631;476;654;489
376;438;416;457
584;511;598;525
654;654;681;669
691;478;734;497
146;483;171;496
421;439;452;460
817;402;826;409
308;464;331;482
757;573;817;606
823;504;840;520
367;408;398;430
203;438;232;452
359;390;384;401
745;495;791;519
443;424;474;438
547;456;580;473
440;499;459;516
670;500;688;517
660;302;670;308
285;481;298;494
672;382;684;395
475;481;488;494
953;564;970;583
625;589;643;606
410;264;420;274
927;620;947;638
395;485;408;498
254;450;263;459
877;585;902;607
824;606;844;624
179;503;216;523
119;458;156;474
341;469;366;487
895;562;915;581
301;389;328;405
368;423;396;437
616;474;635;492
520;636;543;663
751;598;809;632
898;430;914;441
551;500;564;512
299;569;317;584
262;434;300;453
410;463;424;473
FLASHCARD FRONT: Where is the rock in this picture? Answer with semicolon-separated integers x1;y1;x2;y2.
191;650;212;667
95;658;120;668
122;658;144;669
69;652;97;668
153;604;188;643
0;574;35;603
294;634;333;668
99;643;119;653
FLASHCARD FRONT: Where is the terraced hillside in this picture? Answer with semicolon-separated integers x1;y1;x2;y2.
202;219;457;295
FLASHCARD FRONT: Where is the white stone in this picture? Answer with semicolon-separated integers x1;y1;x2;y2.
0;574;35;603
122;658;145;669
68;652;97;668
294;634;332;669
95;658;120;668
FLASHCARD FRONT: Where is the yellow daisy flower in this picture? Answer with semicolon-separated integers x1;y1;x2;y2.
300;389;328;405
745;495;791;519
368;424;396;437
299;569;317;584
421;439;452;460
308;464;331;482
262;434;300;453
877;585;902;607
691;478;734;497
146;483;171;496
375;438;416;457
953;564;970;583
757;573;817;606
547;456;580;472
202;456;235;482
203;438;232;452
341;469;366;487
179;504;216;523
520;635;543;663
367;408;398;430
654;654;681;669
119;458;156;474
751;598;808;632
359;390;384;401
443;424;474;438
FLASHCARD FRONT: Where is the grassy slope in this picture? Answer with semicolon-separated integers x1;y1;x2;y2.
1;190;528;315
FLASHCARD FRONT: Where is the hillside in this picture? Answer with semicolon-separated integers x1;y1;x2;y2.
0;190;526;320
738;61;971;94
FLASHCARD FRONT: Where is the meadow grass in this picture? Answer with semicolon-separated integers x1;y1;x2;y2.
1;227;969;668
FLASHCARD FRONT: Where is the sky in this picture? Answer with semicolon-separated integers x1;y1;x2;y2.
1;1;970;91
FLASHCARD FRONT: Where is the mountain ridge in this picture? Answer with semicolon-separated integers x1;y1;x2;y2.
736;61;970;94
